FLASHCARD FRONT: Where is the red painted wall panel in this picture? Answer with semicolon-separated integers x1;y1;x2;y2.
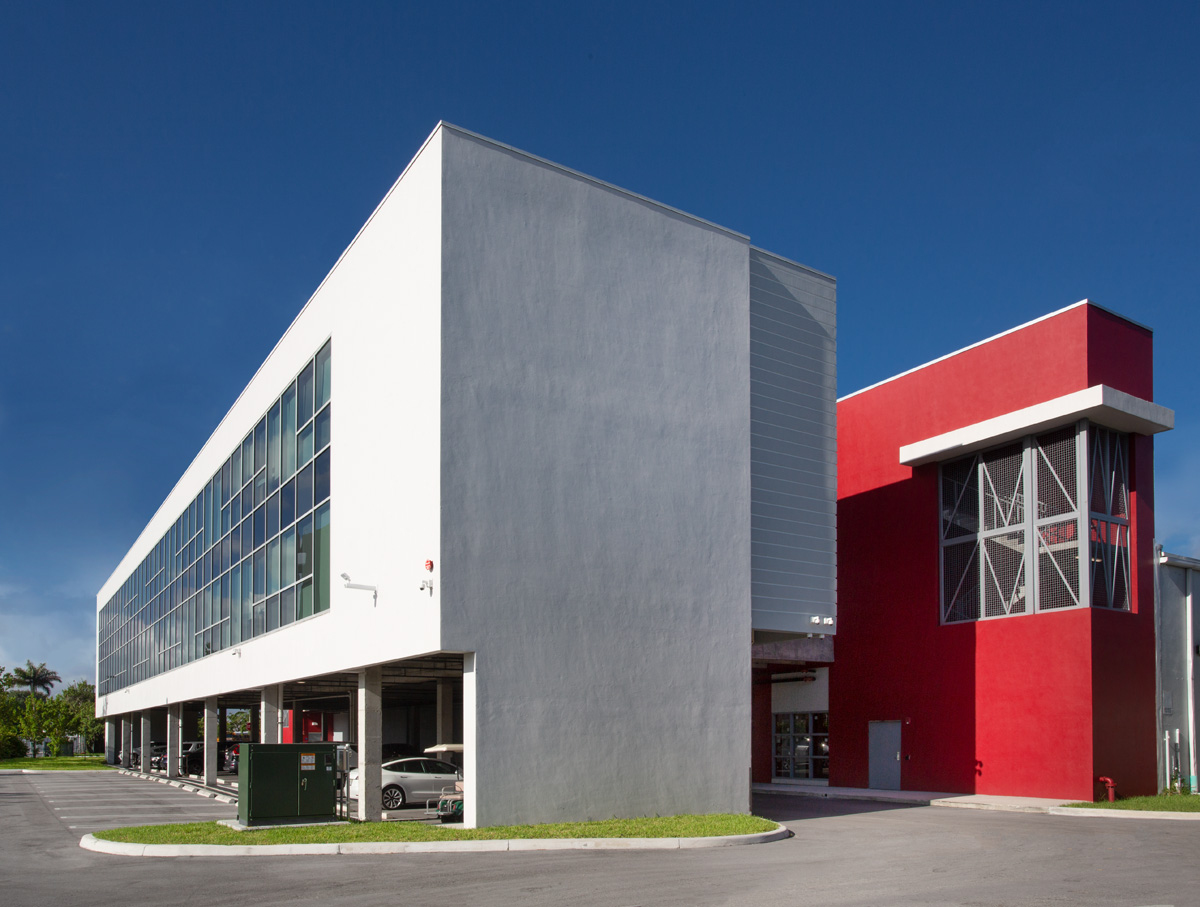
973;610;1094;799
832;303;1159;799
752;673;773;783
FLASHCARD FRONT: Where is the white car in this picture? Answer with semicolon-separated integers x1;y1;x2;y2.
347;757;461;810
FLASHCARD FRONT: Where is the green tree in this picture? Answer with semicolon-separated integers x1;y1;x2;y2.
58;680;102;753
35;697;71;756
12;661;61;698
17;696;47;756
228;710;250;735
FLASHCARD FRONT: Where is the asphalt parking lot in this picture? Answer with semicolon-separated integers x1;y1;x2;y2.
11;770;236;833
5;772;1200;907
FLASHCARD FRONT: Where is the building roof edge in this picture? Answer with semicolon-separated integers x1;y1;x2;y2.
838;299;1151;403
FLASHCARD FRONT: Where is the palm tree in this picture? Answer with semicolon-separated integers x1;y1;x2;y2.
13;661;61;698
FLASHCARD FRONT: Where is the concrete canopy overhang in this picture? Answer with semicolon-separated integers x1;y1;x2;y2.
898;384;1174;468
183;653;465;713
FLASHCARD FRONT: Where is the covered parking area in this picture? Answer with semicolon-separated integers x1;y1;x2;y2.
106;653;463;820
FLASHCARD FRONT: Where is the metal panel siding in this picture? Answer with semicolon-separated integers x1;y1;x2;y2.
750;249;837;633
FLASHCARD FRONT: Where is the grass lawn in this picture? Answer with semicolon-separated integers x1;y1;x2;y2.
0;755;115;771
95;813;778;846
1061;793;1200;812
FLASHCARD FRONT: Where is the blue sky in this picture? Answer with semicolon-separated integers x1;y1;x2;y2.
2;1;1198;682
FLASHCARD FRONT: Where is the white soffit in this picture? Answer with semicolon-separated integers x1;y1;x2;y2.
899;385;1174;467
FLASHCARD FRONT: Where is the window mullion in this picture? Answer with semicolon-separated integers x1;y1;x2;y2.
1024;438;1037;614
1076;420;1091;609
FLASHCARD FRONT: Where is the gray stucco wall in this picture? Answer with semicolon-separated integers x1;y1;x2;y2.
749;249;837;632
438;128;752;826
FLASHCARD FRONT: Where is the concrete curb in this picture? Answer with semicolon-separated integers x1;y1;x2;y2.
1049;806;1200;821
79;823;790;857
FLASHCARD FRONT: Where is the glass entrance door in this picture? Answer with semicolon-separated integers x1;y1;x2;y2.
773;712;829;779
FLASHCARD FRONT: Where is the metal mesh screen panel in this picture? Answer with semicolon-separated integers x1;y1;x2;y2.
1037;520;1080;610
943;542;980;623
941;456;979;541
982;444;1025;531
1090;428;1130;518
1036;427;1076;518
1091;519;1131;610
983;532;1027;617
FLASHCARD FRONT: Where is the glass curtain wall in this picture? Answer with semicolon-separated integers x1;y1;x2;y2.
98;340;332;695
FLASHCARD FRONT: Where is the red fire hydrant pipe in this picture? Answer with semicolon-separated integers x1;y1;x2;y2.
1097;776;1116;802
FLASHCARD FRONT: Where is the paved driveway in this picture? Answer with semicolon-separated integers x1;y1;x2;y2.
4;776;1200;907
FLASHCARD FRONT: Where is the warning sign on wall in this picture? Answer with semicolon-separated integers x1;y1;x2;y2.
300;753;316;771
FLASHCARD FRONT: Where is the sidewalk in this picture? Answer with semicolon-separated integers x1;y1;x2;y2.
754;781;1067;813
754;781;1200;820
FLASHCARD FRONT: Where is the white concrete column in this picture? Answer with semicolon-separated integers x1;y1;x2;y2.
462;653;477;828
166;703;182;779
203;697;218;786
260;685;283;744
140;712;152;772
357;666;382;822
105;718;118;764
120;718;132;768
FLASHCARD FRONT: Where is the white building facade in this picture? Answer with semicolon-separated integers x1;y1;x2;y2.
96;123;836;827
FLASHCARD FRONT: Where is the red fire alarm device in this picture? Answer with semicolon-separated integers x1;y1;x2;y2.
425;560;434;572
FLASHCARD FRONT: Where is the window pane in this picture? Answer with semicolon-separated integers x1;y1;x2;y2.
315;340;331;409
220;572;230;621
282;382;297;480
298;579;313;619
242;433;254;485
241;566;253;639
315;404;331;452
230;446;241;491
230;524;241;564
297;360;314;426
267;594;279;632
280;586;295;626
231;564;242;645
280;477;295;529
297;514;313;579
298;421;314;467
221;460;231;505
267;400;281;494
253;602;265;637
267;537;280;595
253;547;266;602
267;491;280;540
253;465;266;507
314;449;330;505
314;502;330;613
253;504;266;550
296;463;314;517
254;417;267;473
281;527;296;588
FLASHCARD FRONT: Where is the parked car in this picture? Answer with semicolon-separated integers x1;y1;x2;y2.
347;758;461;810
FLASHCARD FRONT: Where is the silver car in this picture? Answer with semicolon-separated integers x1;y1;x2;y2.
347;757;461;810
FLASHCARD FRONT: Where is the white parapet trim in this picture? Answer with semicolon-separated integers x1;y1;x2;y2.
899;385;1175;467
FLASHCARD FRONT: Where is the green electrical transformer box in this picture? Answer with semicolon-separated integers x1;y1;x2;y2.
238;743;339;826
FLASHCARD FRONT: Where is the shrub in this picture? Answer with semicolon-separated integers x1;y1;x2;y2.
0;734;27;760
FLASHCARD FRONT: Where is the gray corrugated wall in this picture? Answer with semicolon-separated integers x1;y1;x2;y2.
749;248;837;633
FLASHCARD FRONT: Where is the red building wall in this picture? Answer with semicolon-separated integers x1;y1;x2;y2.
832;303;1158;800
